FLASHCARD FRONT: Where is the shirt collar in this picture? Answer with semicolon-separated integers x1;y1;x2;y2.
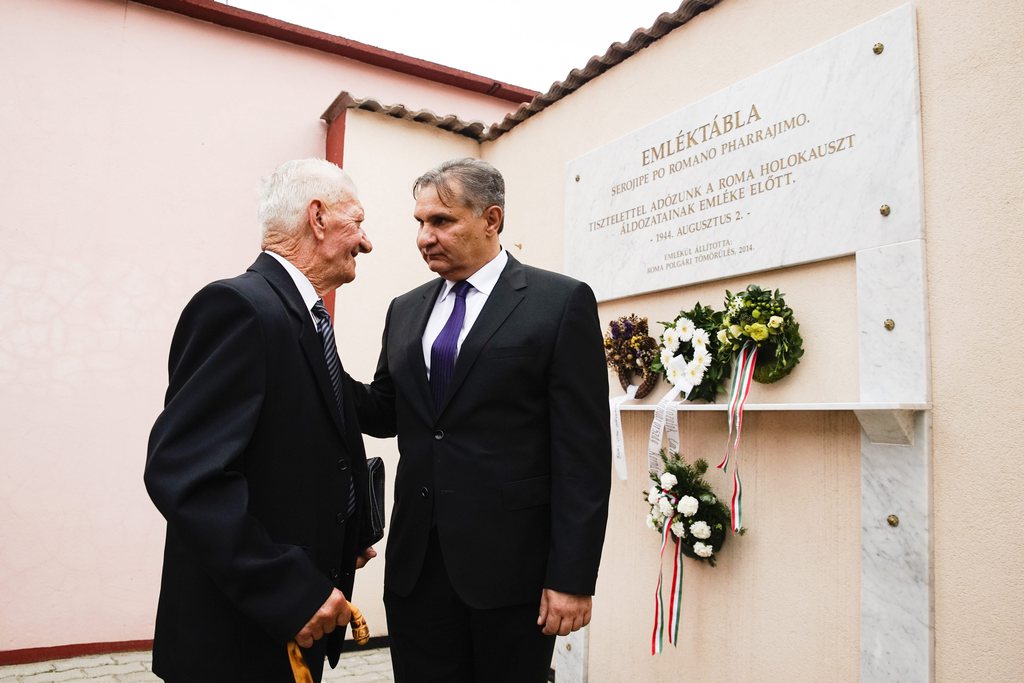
264;249;320;313
440;249;508;300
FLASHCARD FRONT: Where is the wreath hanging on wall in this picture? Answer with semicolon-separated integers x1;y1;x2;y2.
650;302;732;402
603;314;660;399
715;284;804;384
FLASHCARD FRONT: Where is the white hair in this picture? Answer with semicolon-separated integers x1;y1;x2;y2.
258;158;358;239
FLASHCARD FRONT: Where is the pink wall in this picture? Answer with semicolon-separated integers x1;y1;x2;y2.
0;0;514;653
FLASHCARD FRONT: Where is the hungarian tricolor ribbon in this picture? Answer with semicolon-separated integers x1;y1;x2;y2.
651;517;684;654
717;341;758;532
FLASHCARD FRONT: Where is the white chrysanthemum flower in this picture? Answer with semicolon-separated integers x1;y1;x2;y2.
647;486;660;505
684;360;706;385
645;513;656;529
670;521;686;538
769;315;784;329
691;328;710;348
675;317;695;342
662;328;680;353
689;520;711;539
665;354;689;387
716;328;730;345
660;348;674;369
651;504;663;522
660;472;678;488
658;497;675;516
693;541;714;558
677;495;699;517
691;347;712;372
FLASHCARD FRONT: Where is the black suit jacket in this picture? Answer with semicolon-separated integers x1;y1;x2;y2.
145;253;370;682
357;254;611;609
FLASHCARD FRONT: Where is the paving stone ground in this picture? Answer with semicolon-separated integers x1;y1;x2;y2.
0;648;394;683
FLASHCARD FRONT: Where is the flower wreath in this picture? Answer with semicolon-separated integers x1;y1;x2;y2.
716;284;804;384
644;451;739;654
604;314;660;399
645;452;734;565
713;285;803;532
650;303;731;402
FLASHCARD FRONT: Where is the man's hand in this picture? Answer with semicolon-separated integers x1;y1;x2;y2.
537;588;592;636
294;588;352;648
355;546;377;569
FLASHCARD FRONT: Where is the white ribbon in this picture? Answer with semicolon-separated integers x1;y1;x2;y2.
647;381;692;474
609;384;638;481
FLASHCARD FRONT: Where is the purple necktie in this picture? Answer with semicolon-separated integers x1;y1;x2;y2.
430;281;471;407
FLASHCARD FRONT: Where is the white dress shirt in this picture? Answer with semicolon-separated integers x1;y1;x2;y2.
421;249;509;379
264;250;319;323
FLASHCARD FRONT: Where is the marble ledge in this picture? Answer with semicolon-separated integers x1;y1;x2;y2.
615;401;931;412
614;401;931;445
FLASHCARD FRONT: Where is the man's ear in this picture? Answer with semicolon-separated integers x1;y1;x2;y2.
307;199;326;240
482;205;503;236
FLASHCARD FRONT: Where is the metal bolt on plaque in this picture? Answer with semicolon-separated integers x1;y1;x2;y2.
880;204;891;216
884;319;895;331
873;42;885;55
887;514;900;527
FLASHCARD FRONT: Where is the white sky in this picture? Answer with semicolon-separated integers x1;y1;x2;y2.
218;0;683;92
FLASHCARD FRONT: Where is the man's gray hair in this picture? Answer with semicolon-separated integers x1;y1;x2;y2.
413;158;505;232
258;158;357;239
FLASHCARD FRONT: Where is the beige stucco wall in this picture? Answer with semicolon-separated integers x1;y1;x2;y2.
484;0;1024;680
0;0;515;651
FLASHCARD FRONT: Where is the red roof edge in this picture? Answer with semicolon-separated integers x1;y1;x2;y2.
130;0;538;104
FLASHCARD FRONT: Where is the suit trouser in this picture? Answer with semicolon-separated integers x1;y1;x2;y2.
384;528;556;683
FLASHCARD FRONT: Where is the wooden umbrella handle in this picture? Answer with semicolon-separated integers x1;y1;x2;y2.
288;600;370;682
349;602;370;645
287;639;314;683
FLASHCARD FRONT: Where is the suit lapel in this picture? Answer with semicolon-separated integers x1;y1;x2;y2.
436;255;527;415
249;253;350;445
401;279;445;424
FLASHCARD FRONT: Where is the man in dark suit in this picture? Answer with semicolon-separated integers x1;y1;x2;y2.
355;158;611;682
145;158;377;682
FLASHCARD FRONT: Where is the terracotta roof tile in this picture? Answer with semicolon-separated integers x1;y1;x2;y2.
322;92;489;140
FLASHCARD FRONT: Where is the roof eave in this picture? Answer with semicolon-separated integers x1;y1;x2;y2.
129;0;538;104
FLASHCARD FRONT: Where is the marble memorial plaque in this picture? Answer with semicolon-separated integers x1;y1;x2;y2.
565;4;922;301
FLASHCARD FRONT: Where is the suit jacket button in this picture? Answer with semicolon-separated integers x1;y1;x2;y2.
420;486;430;498
336;458;349;471
434;430;444;440
336;512;346;525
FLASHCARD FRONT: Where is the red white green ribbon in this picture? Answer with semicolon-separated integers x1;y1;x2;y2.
667;535;683;645
651;518;684;655
716;341;758;532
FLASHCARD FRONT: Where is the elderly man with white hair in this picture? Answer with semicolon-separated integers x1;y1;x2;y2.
145;158;376;682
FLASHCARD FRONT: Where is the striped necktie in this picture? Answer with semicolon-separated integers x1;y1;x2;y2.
312;299;356;517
